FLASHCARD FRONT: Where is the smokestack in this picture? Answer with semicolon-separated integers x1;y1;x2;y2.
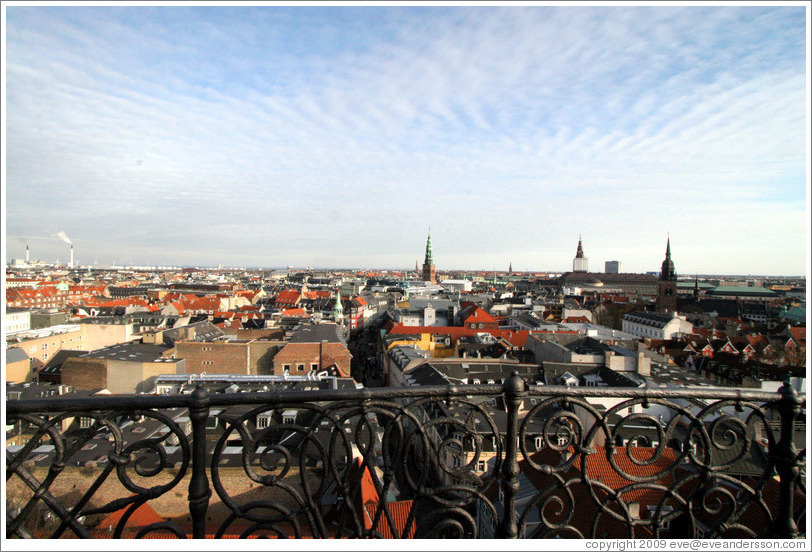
26;245;29;263
70;245;74;269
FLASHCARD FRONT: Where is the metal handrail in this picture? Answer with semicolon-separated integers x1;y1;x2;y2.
5;375;806;539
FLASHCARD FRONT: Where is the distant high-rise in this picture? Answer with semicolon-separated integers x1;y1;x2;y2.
605;260;620;274
573;235;588;273
422;232;437;284
657;237;678;313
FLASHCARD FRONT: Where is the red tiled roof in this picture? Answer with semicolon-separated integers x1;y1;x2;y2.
350;457;416;539
93;498;165;537
281;308;308;317
275;290;302;306
215;320;243;330
787;326;806;343
303;290;333;300
562;316;591;324
387;324;533;349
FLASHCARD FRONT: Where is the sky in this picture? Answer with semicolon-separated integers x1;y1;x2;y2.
2;3;809;276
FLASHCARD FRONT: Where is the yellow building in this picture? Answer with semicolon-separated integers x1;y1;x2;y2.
386;333;454;358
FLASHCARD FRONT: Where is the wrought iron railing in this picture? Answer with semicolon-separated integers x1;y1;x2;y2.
5;374;806;539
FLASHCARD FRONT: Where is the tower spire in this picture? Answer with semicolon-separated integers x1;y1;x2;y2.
421;230;437;284
657;235;678;312
573;235;588;272
424;231;434;266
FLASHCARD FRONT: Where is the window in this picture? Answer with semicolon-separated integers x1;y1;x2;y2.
557;435;568;447
79;417;93;429
256;415;270;429
283;364;291;371
297;363;305;372
535;436;543;450
476;460;487;472
311;363;319;371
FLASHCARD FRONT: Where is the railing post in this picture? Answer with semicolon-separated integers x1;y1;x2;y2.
498;371;526;538
188;386;212;539
767;380;802;538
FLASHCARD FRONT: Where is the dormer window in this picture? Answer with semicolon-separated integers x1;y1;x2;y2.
256;413;272;429
282;410;297;425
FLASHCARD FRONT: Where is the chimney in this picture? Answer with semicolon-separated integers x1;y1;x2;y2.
70;245;74;269
26;244;29;263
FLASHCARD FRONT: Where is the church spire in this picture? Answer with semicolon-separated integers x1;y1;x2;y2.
421;230;437;284
657;235;678;312
573;235;588;272
332;288;344;323
660;236;676;281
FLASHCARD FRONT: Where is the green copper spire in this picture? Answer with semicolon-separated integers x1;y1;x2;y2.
332;288;344;321
424;231;434;266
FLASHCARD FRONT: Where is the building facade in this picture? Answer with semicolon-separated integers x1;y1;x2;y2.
622;311;693;340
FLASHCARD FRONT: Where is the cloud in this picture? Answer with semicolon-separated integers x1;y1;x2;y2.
3;6;808;274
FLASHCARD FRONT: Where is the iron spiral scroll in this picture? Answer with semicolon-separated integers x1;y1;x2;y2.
515;393;790;538
6;408;192;539
5;382;806;539
207;395;504;538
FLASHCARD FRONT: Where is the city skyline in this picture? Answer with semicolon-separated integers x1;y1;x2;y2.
3;4;809;276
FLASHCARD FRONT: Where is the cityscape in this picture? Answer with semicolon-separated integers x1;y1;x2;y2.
3;3;809;547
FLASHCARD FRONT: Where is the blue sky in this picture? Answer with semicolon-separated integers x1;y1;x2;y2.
3;4;808;275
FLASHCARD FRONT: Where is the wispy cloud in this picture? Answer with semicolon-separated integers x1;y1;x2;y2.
4;6;807;274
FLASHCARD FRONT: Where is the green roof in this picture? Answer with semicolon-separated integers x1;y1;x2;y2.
677;281;714;289
708;286;778;296
780;306;806;322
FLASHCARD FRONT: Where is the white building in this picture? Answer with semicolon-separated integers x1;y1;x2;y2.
391;298;459;327
621;311;693;340
6;308;32;334
441;279;472;292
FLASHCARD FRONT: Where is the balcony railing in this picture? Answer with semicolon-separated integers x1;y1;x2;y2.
5;374;806;539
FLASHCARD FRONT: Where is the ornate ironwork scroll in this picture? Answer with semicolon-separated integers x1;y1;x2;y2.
5;383;805;539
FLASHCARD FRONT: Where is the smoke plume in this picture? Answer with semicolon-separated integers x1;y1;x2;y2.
54;231;72;245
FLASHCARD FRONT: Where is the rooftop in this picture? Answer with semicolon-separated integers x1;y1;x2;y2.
80;343;178;363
